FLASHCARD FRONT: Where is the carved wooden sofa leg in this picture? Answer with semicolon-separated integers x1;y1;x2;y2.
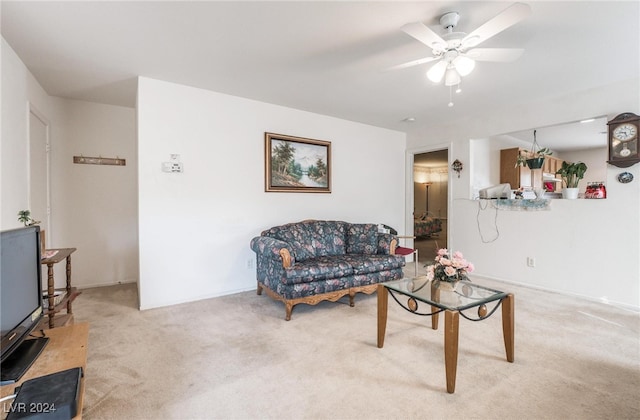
257;282;263;295
284;303;294;321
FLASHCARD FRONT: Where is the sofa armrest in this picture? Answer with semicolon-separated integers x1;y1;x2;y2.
279;248;292;268
377;233;398;255
389;238;398;255
250;236;295;268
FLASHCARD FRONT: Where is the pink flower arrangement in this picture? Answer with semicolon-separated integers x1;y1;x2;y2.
425;249;475;283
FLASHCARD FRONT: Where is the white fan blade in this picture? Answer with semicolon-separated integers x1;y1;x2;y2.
401;22;447;50
465;48;525;62
462;3;532;47
386;56;440;71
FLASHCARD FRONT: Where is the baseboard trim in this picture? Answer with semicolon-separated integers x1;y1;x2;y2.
77;280;138;289
138;285;256;311
472;274;640;313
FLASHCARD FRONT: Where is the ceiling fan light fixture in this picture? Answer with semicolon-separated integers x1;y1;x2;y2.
453;56;475;76
444;67;461;86
426;61;447;83
399;3;530;105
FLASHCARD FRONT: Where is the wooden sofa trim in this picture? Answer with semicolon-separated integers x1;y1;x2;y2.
279;248;292;268
389;238;398;255
257;281;378;321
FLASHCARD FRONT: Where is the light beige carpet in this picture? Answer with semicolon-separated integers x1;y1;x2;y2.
73;268;640;419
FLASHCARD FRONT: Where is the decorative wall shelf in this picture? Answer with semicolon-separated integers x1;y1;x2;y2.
73;155;126;166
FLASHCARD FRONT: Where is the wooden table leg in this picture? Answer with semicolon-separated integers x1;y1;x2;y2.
377;284;388;348
502;293;515;363
431;282;439;330
444;310;460;394
47;263;55;328
431;306;439;330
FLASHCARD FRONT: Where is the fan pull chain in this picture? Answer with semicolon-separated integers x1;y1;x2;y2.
448;85;454;107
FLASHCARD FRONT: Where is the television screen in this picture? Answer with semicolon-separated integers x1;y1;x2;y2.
1;225;47;384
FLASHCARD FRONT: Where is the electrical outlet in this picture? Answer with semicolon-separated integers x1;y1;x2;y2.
527;257;536;267
247;258;254;269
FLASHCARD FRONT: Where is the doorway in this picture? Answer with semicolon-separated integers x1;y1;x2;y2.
413;149;448;263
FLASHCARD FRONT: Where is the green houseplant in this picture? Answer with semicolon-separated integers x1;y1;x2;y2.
17;210;34;226
515;129;552;169
17;210;41;226
556;161;587;199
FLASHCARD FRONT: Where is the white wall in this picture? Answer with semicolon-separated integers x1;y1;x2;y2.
137;77;406;310
407;79;640;309
469;138;493;198
2;37;139;290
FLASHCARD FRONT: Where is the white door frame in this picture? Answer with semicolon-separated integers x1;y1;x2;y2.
405;141;454;252
27;102;52;246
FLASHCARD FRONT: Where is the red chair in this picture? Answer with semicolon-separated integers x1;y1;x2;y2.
384;225;418;276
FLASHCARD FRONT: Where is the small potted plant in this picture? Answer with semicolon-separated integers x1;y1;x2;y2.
515;130;552;169
556;161;588;199
17;210;35;226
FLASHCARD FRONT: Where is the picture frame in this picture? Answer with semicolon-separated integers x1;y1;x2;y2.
265;132;331;193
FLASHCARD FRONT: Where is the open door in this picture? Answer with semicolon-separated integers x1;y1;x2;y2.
413;149;448;263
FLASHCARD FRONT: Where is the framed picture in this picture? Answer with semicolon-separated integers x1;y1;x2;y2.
265;132;331;193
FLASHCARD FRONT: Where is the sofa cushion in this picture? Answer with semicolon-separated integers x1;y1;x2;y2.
340;254;406;275
346;224;378;255
262;222;317;261
283;256;353;285
308;220;347;257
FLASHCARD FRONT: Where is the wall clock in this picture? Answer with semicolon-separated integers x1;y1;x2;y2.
607;112;640;168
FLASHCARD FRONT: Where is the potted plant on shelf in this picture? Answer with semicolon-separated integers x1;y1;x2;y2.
556;161;588;199
515;129;552;169
17;210;39;226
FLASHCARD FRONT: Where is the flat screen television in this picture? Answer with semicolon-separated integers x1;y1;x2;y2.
1;225;48;385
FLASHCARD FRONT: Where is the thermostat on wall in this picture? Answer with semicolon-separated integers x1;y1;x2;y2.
162;161;183;173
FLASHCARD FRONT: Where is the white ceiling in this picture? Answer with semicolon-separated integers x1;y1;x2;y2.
2;1;639;146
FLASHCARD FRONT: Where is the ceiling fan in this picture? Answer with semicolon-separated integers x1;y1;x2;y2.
393;2;532;87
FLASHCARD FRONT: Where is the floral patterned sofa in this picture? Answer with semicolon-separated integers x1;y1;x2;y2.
250;220;406;320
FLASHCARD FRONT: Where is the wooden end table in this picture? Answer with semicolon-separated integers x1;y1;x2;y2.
41;248;80;329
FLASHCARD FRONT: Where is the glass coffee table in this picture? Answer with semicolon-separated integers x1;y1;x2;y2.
377;276;514;394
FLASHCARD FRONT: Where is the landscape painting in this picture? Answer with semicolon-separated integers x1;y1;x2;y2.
265;133;331;193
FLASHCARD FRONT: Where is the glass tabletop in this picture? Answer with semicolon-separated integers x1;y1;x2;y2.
384;276;507;312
